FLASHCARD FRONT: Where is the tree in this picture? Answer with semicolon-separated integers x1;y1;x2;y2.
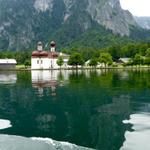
108;45;121;61
137;43;148;56
99;52;113;67
24;60;31;67
120;43;137;58
144;48;150;66
89;58;98;68
68;52;84;69
144;57;150;66
133;54;144;66
145;48;150;57
57;57;64;69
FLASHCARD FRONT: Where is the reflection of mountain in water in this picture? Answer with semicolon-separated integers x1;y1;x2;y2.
1;70;144;149
89;95;131;150
121;113;150;150
121;99;150;150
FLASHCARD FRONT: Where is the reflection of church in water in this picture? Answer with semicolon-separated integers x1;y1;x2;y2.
31;70;70;96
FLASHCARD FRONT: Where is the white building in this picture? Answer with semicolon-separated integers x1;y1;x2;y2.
118;58;131;64
85;59;105;68
0;59;17;70
31;41;69;70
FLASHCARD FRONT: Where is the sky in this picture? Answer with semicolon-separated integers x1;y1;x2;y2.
120;0;150;17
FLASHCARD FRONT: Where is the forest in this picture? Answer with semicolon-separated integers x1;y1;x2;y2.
0;42;150;67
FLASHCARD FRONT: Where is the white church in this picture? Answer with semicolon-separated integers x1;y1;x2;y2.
31;41;69;69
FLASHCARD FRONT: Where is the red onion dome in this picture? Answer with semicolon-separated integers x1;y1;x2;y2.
37;41;42;45
50;41;56;47
32;51;48;57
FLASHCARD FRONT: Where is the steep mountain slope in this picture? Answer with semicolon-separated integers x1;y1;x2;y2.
134;17;150;29
0;0;138;50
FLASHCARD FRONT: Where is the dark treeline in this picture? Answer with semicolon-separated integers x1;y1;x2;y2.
1;42;150;66
0;51;31;65
107;42;150;61
63;42;150;61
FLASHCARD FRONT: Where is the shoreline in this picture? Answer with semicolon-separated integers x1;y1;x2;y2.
0;66;150;71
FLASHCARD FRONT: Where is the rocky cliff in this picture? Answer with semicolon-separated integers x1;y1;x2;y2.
134;17;150;29
0;0;137;50
87;0;137;36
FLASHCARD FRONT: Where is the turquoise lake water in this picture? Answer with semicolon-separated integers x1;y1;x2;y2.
0;69;150;150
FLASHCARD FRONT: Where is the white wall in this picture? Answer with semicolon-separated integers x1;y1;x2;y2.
32;70;60;83
49;58;59;69
31;58;60;69
31;58;49;69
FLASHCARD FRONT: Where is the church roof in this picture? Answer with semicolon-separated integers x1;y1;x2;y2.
32;51;48;57
32;51;59;58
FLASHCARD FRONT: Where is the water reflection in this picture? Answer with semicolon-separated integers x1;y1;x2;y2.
121;113;150;150
0;72;17;84
31;70;75;96
89;95;131;150
0;70;150;149
121;100;150;150
31;70;104;97
118;71;129;80
29;70;150;149
0;119;12;130
32;70;59;96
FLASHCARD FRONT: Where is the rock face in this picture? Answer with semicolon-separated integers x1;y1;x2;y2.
134;17;150;29
0;0;137;50
87;0;136;36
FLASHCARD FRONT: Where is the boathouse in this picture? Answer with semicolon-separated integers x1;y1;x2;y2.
0;59;17;70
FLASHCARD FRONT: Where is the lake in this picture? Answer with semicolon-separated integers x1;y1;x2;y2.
0;69;150;150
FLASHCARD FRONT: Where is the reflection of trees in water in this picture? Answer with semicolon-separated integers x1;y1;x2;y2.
36;114;56;132
89;95;131;150
0;86;68;138
1;70;150;149
0;85;131;149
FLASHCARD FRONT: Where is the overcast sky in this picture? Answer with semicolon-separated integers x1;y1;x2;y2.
120;0;150;17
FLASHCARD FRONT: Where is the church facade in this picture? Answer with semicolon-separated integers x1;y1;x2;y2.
31;41;69;70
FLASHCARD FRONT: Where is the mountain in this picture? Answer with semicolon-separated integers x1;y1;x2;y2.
0;0;143;51
134;17;150;29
